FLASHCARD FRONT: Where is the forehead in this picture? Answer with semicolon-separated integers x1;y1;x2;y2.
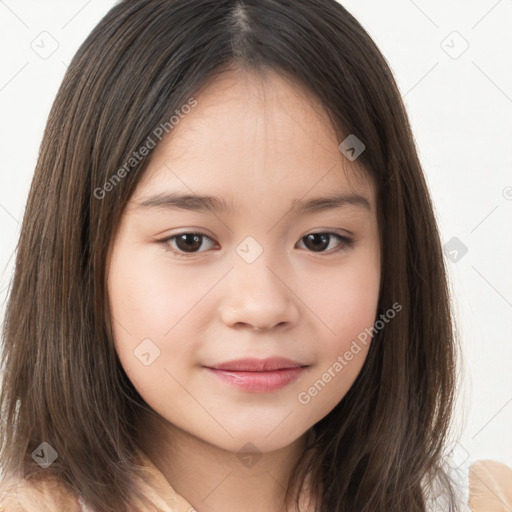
131;67;375;209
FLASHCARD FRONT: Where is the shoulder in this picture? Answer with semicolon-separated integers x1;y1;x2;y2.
468;460;512;512
0;473;83;511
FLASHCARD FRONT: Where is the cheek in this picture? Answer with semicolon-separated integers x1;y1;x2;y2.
108;245;214;340
296;251;380;401
304;254;380;349
330;273;379;349
107;250;192;410
107;241;227;392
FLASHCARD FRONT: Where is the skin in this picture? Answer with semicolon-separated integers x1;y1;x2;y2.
107;67;381;512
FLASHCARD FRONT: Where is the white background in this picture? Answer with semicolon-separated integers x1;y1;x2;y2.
1;0;511;488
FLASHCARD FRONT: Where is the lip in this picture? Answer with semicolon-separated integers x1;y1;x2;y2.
204;357;309;393
207;357;306;371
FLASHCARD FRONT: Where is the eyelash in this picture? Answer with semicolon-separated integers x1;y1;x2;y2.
156;231;354;258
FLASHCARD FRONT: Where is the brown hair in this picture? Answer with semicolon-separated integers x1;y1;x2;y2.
0;0;461;510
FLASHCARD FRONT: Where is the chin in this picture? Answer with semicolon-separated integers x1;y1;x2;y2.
204;424;309;455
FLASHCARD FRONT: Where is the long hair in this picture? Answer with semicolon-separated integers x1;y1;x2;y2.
0;0;460;510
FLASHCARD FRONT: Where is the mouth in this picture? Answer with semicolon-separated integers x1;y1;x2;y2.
203;357;309;392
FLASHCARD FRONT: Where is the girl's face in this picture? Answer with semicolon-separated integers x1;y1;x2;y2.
107;69;381;454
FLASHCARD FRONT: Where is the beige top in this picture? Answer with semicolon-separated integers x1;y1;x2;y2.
0;454;510;511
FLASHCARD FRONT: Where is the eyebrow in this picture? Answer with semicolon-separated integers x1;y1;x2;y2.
135;191;372;215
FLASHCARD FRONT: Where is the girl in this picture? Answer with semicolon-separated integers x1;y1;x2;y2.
1;0;510;511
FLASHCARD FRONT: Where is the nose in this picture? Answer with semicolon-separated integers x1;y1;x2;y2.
219;254;300;332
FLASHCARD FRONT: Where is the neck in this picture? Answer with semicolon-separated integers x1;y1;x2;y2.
136;411;316;512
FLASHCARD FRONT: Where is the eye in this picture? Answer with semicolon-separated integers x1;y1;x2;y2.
158;232;217;255
296;232;354;253
156;231;354;257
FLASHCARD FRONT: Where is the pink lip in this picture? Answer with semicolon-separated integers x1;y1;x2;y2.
204;357;308;392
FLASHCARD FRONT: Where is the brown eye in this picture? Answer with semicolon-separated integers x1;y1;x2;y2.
157;231;353;258
298;233;353;253
160;233;216;255
174;233;204;252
